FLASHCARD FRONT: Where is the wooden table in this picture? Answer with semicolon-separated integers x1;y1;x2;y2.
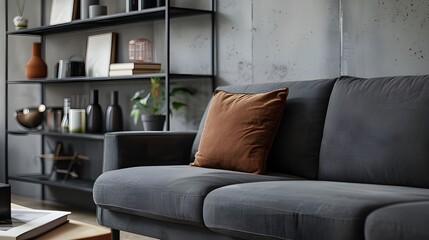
12;204;111;240
35;220;111;240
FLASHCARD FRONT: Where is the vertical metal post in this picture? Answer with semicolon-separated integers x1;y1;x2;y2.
339;0;343;77
164;0;170;130
40;0;46;200
41;0;45;26
41;81;46;200
4;0;9;184
211;0;216;92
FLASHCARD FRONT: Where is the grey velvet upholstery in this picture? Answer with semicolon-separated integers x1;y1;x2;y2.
364;201;429;240
192;78;336;179
97;209;241;240
94;76;429;240
103;131;197;172
203;181;429;240
319;75;429;188
93;166;293;227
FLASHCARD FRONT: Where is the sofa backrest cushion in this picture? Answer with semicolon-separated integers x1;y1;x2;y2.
191;78;336;179
319;75;429;188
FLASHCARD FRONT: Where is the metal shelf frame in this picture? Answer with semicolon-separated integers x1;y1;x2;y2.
7;7;213;36
6;73;214;84
9;174;94;192
8;130;105;140
3;0;216;196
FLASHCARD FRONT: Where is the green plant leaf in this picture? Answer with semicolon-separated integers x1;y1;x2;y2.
140;92;151;106
130;81;195;119
171;87;193;96
153;107;159;115
131;108;141;125
172;101;187;111
130;91;142;101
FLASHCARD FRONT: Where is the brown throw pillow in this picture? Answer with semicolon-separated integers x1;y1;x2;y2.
191;88;289;174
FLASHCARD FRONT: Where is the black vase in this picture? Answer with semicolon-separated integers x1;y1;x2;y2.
105;91;123;132
86;89;103;133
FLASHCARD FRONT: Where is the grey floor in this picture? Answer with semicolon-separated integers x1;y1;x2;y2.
11;194;157;240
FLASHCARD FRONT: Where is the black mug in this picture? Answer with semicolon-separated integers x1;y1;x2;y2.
70;61;85;77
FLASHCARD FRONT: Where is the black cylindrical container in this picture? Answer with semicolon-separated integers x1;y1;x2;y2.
105;91;123;132
86;89;103;133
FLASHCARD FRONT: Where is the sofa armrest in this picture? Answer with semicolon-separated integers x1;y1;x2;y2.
103;131;197;172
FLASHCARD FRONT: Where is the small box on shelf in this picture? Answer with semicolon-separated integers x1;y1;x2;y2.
129;38;152;63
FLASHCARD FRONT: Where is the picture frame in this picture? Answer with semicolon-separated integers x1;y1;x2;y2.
85;32;117;77
50;0;79;25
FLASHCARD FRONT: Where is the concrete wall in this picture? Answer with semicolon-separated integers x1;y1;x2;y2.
342;0;429;77
217;0;340;85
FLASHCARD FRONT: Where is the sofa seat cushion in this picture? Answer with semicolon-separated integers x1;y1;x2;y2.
203;181;429;240
93;165;295;227
365;201;429;240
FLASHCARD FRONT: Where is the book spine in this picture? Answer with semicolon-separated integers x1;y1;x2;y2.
110;64;161;70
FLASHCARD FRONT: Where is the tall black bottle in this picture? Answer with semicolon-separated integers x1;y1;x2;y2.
105;91;123;132
86;89;103;133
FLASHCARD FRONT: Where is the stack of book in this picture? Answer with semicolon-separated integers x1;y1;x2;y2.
109;62;161;77
0;206;70;240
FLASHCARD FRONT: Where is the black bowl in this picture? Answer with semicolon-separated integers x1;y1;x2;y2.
14;105;46;129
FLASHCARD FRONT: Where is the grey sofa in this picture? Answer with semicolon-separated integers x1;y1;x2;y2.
93;75;429;240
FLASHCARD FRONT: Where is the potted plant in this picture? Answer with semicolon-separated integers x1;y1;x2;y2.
131;77;193;131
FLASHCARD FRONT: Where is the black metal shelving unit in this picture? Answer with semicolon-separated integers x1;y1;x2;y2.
4;0;216;196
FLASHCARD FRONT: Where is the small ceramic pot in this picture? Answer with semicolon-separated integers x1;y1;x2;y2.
13;16;28;30
89;5;107;18
141;115;165;131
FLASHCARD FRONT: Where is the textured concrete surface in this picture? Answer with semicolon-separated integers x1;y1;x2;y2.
342;0;429;77
217;0;340;85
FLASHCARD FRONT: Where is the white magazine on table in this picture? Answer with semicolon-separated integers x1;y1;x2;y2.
0;208;70;240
